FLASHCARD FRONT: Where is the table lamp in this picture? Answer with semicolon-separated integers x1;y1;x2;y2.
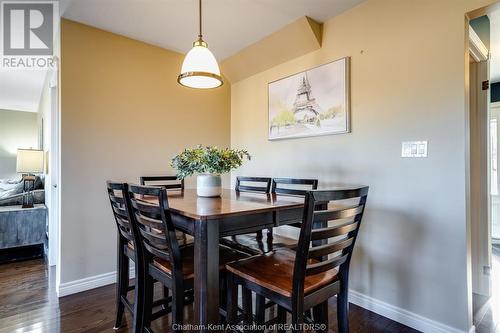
16;149;44;208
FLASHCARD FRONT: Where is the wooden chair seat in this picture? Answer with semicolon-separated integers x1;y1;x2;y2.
154;245;248;280
221;233;297;255
226;248;338;297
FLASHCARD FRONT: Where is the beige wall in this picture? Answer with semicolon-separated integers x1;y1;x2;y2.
230;0;494;331
0;109;39;179
60;20;231;284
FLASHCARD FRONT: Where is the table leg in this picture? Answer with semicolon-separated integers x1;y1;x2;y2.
194;219;220;331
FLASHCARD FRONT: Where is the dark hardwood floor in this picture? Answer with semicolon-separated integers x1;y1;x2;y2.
0;259;419;332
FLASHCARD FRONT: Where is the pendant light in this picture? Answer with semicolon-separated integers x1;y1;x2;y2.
177;0;223;89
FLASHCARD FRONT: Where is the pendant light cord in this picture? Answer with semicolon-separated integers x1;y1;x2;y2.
198;0;202;38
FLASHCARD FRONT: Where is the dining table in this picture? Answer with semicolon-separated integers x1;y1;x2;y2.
145;188;306;332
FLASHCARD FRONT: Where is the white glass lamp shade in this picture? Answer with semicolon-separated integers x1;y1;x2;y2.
16;149;44;174
178;40;223;89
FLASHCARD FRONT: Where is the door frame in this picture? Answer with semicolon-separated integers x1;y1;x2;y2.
468;24;491;299
47;67;60;269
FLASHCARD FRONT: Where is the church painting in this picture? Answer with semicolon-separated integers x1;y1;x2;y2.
268;57;350;140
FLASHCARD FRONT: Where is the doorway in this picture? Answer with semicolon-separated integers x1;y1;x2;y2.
0;9;61;300
469;5;500;330
469;38;491;324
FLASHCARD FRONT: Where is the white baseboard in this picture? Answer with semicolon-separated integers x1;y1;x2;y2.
348;289;470;333
58;267;135;298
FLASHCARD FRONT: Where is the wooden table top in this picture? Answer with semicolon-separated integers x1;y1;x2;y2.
144;189;305;220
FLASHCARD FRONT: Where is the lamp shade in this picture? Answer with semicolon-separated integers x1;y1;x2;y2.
178;40;223;89
16;149;44;174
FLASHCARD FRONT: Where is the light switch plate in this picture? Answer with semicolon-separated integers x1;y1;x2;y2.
402;141;428;158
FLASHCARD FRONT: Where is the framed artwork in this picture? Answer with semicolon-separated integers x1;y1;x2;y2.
268;57;350;140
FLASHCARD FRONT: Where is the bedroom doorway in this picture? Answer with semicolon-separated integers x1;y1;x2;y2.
0;68;59;269
0;2;61;297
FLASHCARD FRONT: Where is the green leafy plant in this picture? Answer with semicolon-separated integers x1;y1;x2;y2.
171;145;251;179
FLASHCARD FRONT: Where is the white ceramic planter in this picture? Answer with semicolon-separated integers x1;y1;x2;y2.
197;174;222;197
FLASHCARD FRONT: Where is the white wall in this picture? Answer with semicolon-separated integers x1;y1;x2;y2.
0;109;39;179
230;0;495;331
37;77;51;154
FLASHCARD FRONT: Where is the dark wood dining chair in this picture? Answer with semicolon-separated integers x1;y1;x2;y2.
226;187;369;333
269;177;319;240
223;178;318;255
219;177;273;254
255;178;319;323
107;182;172;333
140;175;184;191
127;184;247;332
106;182;143;331
236;176;272;236
140;176;193;247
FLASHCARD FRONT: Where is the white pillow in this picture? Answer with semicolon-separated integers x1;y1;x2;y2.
0;175;22;184
0;183;19;191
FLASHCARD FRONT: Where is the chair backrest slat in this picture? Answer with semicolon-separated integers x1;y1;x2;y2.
140;176;184;191
138;227;169;249
311;187;368;201
109;195;125;205
310;221;359;241
111;203;129;219
313;205;364;223
115;215;129;229
143;242;171;262
293;187;369;296
235;177;271;193
272;188;309;196
307;237;354;259
134;211;165;231
305;253;349;276
271;178;318;196
237;185;269;193
128;184;184;278
131;199;163;218
115;215;132;235
116;222;134;242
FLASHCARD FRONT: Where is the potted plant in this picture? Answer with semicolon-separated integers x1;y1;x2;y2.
171;145;250;197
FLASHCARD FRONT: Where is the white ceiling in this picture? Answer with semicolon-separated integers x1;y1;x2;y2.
61;0;365;60
490;11;500;83
0;69;47;113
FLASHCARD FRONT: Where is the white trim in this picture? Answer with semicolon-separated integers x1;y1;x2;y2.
349;289;470;333
469;27;489;62
48;74;59;268
469;325;476;333
58;268;135;298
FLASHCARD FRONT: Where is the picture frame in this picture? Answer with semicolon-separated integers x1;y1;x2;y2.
268;57;350;140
